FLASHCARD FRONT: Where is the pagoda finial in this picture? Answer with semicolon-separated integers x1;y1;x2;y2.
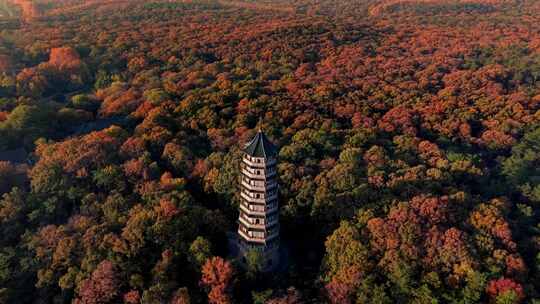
257;117;263;132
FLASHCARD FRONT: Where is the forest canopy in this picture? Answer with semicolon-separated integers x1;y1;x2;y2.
1;0;540;303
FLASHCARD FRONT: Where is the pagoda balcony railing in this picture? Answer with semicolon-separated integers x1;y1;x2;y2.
240;202;278;216
238;229;266;243
242;164;277;175
241;191;277;204
238;228;280;244
241;180;277;192
242;158;276;168
239;216;265;229
241;200;278;212
239;214;279;229
241;169;276;180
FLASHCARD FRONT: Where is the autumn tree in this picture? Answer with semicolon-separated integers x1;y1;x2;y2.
200;257;234;304
323;221;369;304
75;260;118;304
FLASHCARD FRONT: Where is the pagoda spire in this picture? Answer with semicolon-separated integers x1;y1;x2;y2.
256;117;264;133
243;129;277;159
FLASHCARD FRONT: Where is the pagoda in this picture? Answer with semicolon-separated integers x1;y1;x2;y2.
237;130;280;271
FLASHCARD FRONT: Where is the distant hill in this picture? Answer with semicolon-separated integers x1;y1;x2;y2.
0;0;20;19
5;0;141;21
368;0;514;16
5;0;41;21
216;0;296;13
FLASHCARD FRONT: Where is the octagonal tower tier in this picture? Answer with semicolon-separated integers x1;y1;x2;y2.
237;130;279;271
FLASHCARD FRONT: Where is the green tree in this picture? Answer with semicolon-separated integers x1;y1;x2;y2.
189;236;212;268
71;94;100;112
503;126;540;202
322;221;369;281
252;289;273;304
94;70;113;89
245;249;264;278
0;104;58;147
144;88;170;106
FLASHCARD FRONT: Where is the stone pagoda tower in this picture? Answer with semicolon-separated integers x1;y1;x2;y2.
237;129;280;271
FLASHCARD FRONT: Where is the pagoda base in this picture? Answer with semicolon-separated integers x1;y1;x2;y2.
227;231;287;273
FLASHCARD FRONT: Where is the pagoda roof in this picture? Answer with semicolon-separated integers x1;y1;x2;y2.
244;130;277;158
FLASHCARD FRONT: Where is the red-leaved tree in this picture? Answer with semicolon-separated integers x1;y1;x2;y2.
75;260;118;304
200;257;234;304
